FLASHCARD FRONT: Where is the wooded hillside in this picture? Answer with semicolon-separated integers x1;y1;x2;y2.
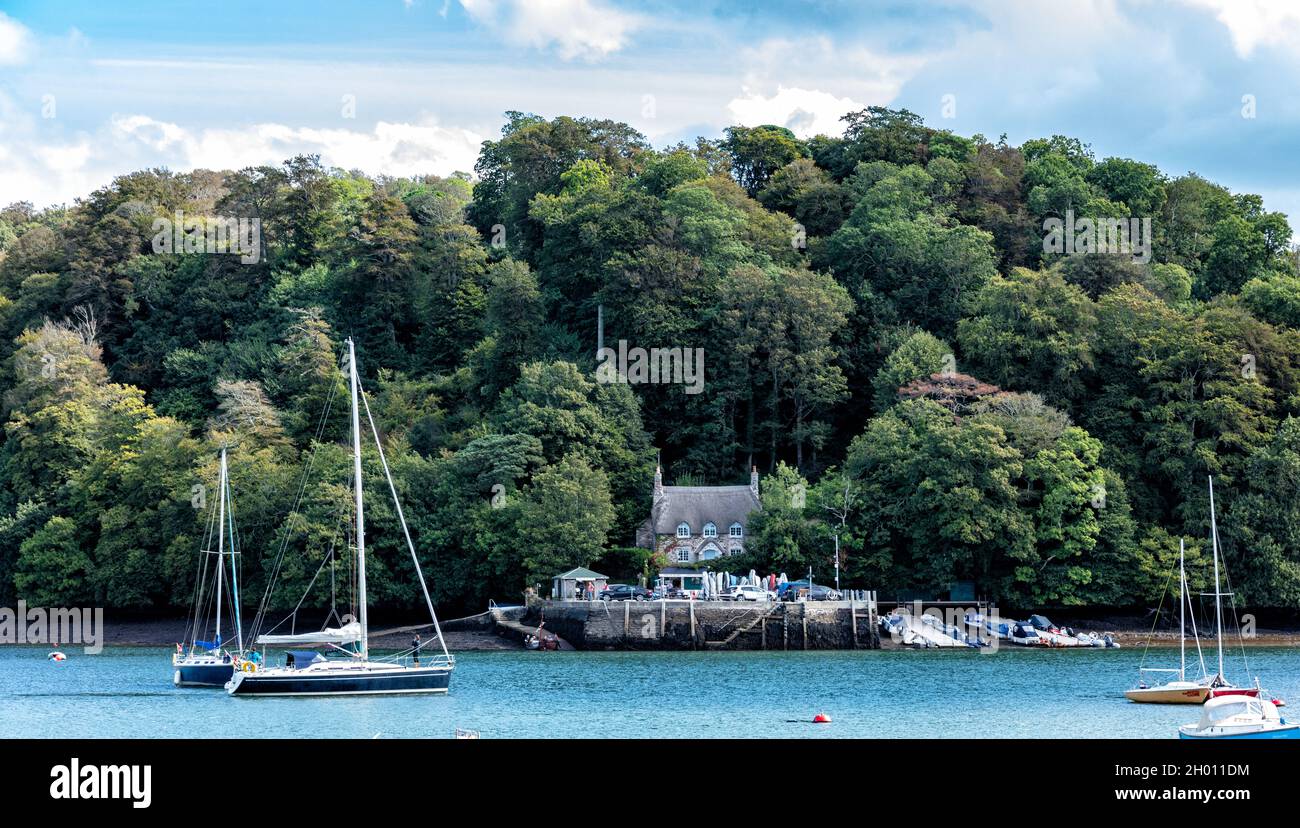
1;108;1297;614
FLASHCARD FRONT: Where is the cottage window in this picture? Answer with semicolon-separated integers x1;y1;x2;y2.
703;522;717;538
675;549;691;563
729;523;743;538
729;547;742;557
676;522;691;538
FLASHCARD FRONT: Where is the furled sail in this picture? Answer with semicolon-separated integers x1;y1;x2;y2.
255;621;362;646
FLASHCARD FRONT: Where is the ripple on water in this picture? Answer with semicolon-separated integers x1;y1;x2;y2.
0;645;1294;739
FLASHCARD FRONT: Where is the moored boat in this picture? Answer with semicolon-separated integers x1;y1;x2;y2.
1178;695;1300;740
174;446;243;687
1126;480;1274;704
1125;539;1210;704
1198;477;1267;700
1126;682;1211;704
227;657;451;696
228;338;454;697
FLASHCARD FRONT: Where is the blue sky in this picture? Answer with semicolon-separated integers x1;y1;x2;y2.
0;0;1297;222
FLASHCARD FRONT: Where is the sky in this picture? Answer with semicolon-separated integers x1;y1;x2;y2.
0;0;1297;221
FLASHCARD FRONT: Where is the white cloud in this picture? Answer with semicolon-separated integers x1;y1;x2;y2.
112;115;485;177
726;87;865;138
111;115;190;152
459;0;641;60
1178;0;1300;57
0;101;484;208
722;36;926;138
728;36;927;132
0;12;34;65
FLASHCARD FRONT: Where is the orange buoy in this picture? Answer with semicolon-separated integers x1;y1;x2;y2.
812;712;831;723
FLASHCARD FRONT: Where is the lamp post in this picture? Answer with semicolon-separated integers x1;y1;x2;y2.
833;530;841;594
824;472;853;600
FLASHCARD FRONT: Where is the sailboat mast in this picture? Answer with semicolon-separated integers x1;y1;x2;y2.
1208;476;1225;680
215;447;226;649
225;450;243;654
1179;538;1186;682
348;338;368;661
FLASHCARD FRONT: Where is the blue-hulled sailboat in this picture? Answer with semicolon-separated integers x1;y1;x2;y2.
173;446;243;687
227;337;453;697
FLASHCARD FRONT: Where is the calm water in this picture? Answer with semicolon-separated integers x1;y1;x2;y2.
2;645;1298;738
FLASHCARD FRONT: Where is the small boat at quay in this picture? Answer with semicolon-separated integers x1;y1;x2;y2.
880;609;985;648
173;446;243;687
227;338;454;697
963;612;1030;644
1179;696;1300;739
1024;615;1116;647
964;612;1117;648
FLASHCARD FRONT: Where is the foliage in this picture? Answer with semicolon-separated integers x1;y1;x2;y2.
0;110;1297;615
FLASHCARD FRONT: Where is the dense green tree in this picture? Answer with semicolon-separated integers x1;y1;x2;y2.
512;452;615;586
13;516;91;606
956;267;1096;402
468;112;649;260
872;329;952;412
823;169;998;337
758;158;850;237
721;125;809;197
1086;157;1166;217
1223;417;1300;604
744;461;821;574
846;398;1030;596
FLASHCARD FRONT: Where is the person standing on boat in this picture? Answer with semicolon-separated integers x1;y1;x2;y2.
411;633;421;666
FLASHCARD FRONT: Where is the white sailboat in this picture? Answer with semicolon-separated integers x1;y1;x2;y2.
1125;539;1211;703
227;337;454;696
173;447;243;687
1125;477;1262;704
1201;476;1260;700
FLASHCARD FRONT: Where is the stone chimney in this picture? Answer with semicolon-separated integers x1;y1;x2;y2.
750;465;759;498
654;464;664;499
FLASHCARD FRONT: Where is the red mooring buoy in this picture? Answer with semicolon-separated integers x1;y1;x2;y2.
813;712;831;723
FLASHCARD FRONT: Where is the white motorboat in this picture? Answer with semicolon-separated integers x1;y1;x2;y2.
1179;696;1300;739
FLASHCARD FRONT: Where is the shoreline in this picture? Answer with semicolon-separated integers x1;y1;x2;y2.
85;615;1300;650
